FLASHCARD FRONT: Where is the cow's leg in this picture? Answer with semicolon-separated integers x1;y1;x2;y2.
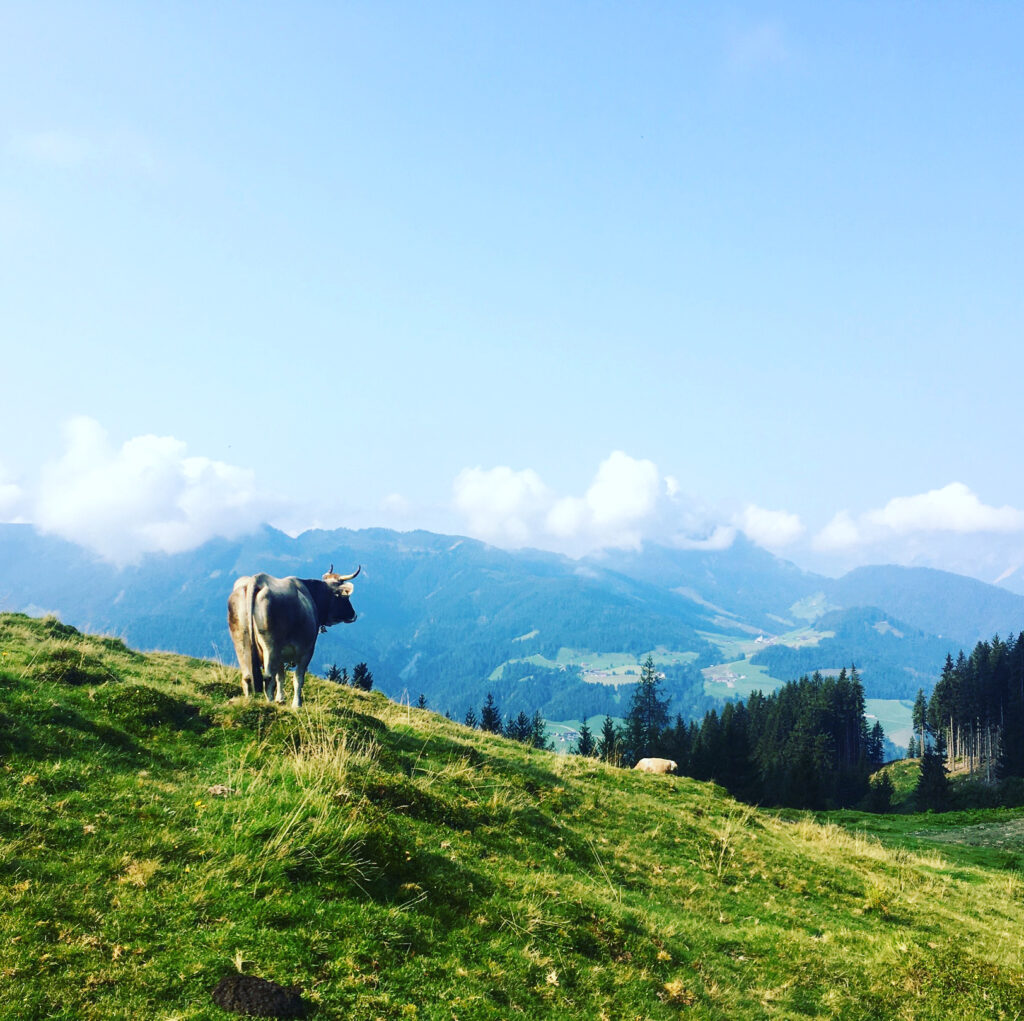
292;649;314;708
261;654;282;703
272;663;288;705
228;585;257;698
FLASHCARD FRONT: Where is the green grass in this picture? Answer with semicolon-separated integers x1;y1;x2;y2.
699;626;833;666
702;659;781;699
3;612;1024;1019
490;647;698;686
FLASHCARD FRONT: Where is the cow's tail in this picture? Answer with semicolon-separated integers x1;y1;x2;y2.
247;574;265;695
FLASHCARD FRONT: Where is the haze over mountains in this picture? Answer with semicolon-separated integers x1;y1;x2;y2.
3;522;1023;734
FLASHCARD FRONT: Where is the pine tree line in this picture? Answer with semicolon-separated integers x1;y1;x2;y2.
463;691;550;749
915;632;1024;781
579;660;884;810
324;662;374;690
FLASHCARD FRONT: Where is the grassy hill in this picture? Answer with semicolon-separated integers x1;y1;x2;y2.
3;613;1024;1019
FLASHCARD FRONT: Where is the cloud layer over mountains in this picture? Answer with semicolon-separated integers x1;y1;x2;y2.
5;417;271;563
4;417;1024;587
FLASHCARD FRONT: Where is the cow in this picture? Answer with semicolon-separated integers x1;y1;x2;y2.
633;757;678;775
227;565;360;708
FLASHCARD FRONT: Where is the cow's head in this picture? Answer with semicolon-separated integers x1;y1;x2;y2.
321;564;360;624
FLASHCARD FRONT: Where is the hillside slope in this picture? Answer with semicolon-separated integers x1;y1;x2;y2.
2;613;1024;1019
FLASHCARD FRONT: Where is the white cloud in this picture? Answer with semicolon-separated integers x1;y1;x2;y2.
546;451;664;550
865;482;1024;534
454;451;707;554
812;483;1024;555
380;492;411;517
734;504;804;549
0;461;24;519
452;465;551;546
813;510;862;551
32;417;273;563
585;451;661;528
546;495;587;539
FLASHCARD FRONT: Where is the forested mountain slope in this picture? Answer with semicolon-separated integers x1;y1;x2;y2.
828;564;1024;648
4;523;1024;718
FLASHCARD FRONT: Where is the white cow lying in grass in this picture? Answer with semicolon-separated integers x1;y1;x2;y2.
633;757;678;774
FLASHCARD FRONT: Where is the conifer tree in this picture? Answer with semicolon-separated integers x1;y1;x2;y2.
864;771;894;813
464;707;478;729
868;721;886;765
576;718;596;757
507;711;532;743
352;662;373;691
660;713;693;775
530;710;549;750
480;692;502;733
915;739;950;812
623;656;670;765
912;688;929;755
597;716;621;765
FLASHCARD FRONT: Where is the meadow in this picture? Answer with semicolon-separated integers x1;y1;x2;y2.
2;612;1023;1019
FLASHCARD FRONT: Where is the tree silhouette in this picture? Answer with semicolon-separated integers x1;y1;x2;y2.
576;718;596;757
352;662;373;691
597;716;621;765
480;692;502;733
915;739;950;811
622;656;670;765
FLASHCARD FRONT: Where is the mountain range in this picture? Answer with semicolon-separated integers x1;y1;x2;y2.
2;522;1023;727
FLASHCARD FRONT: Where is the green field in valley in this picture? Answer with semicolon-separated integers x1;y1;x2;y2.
698;626;833;666
702;658;781;699
491;647;699;687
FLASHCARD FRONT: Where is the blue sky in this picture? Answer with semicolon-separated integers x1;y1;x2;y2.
2;3;1023;581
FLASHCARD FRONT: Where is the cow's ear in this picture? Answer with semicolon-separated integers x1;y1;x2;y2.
338;582;354;597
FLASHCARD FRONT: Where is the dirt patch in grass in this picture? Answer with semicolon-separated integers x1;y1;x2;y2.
911;817;1024;850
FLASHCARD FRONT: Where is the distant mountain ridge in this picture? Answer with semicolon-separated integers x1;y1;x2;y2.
2;523;1023;720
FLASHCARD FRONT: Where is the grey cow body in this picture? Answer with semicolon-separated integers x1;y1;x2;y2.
227;568;359;708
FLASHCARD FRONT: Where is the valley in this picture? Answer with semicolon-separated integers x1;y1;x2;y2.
1;523;1021;753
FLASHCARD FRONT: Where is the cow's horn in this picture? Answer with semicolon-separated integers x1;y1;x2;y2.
332;565;361;582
